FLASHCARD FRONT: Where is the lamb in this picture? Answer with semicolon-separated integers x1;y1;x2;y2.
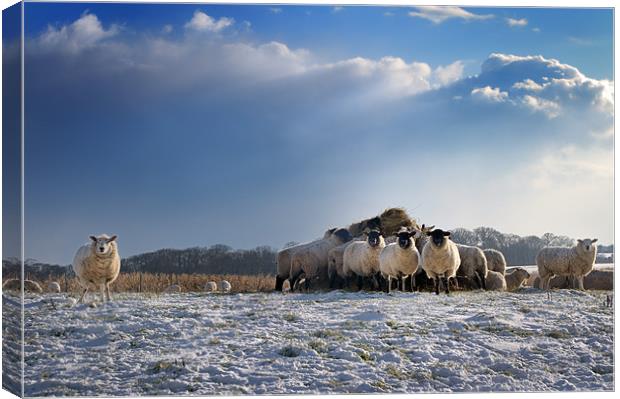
537;239;597;290
485;270;507;291
275;228;336;291
505;267;530;291
342;229;386;290
220;280;232;293
204;281;217;292
421;228;460;295
72;234;120;303
164;284;182;293
289;228;353;291
47;282;61;293
483;249;507;275
379;229;420;293
327;241;356;289
456;244;488;290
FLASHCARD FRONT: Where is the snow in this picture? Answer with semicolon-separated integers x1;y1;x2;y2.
12;288;614;396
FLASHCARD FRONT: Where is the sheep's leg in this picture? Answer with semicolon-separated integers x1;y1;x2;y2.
433;278;440;295
275;275;285;291
540;275;551;290
357;275;364;291
578;276;585;291
99;284;106;302
411;274;416;291
442;276;450;295
304;277;310;292
479;272;486;290
289;270;304;292
387;276;392;293
78;287;89;303
106;283;112;301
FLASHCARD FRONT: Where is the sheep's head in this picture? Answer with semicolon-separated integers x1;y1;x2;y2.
332;228;353;244
426;228;450;248
513;267;530;280
365;229;383;248
396;228;415;249
577;238;598;253
324;228;338;239
90;234;117;256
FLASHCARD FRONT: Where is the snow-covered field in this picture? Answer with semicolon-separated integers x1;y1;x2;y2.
15;288;614;396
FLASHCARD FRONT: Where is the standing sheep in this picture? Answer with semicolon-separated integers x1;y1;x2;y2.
275;228;336;291
483;249;507;275
485;270;507;291
537;239;597;290
342;230;386;290
421;228;460;295
220;280;232;293
328;241;356;289
289;228;352;291
456;244;488;290
505;267;531;291
204;281;217;292
72;234;120;303
379;229;419;293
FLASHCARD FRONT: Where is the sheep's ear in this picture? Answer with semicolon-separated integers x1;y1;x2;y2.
443;231;451;237
577;239;583;244
107;235;118;242
428;225;436;231
89;236;97;242
592;238;598;243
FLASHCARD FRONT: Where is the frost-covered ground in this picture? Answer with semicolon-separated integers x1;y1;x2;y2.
19;288;614;396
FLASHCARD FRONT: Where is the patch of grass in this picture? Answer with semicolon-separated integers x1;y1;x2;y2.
308;339;328;353
385;364;406;380
518;306;532;314
312;328;343;340
546;330;570;339
279;344;301;357
358;350;373;362
208;337;221;345
371;380;389;390
283;313;298;322
385;320;399;330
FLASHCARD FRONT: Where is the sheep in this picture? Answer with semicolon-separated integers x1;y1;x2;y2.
72;234;120;303
2;279;43;294
275;228;336;291
342;229;386;290
456;244;488;290
379;229;420;293
537;238;598;290
483;249;507;275
421;228;460;295
204;281;217;292
47;281;61;293
164;284;182;293
289;228;353;291
281;279;291;293
505;267;530;291
220;280;232;293
485;270;507;291
328;241;356;289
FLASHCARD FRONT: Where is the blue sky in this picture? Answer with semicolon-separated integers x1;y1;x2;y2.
3;3;614;264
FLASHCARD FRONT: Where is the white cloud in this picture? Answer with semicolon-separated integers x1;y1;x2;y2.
408;6;493;24
432;61;464;86
532;27;541;32
162;24;173;34
471;86;508;102
184;10;233;32
506;17;528;27
512;79;543;91
38;13;118;52
521;95;561;118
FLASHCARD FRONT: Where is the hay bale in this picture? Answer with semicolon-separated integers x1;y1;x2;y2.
348;207;415;238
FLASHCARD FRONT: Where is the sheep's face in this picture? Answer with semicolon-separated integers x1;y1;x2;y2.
577;238;598;253
397;231;414;249
90;235;117;255
427;229;450;248
366;230;383;247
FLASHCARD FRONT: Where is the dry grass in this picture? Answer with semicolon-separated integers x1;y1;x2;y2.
4;273;275;294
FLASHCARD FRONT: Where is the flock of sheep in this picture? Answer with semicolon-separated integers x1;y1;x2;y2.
275;208;600;295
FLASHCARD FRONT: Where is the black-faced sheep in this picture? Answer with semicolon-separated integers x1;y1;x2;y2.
72;234;120;303
537;238;598;290
421;228;460;295
379;229;419;293
342;230;386;290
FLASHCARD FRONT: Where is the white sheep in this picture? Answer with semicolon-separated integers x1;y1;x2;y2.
2;279;43;294
379;229;419;293
456;244;488;290
290;228;353;291
342;230;386;290
204;281;217;292
483;249;507;275
485;270;507;291
281;279;291;293
505;267;531;291
164;284;182;293
220;280;232;293
47;281;61;293
537;239;597;290
327;240;357;289
275;228;336;291
72;234;120;303
421;228;460;295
